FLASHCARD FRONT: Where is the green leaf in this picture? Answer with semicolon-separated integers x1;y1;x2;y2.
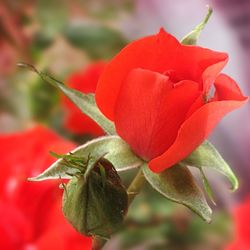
63;23;127;60
17;63;115;135
181;6;213;45
28;76;59;122
36;0;68;38
62;157;128;238
182;140;238;191
29;136;144;181
143;164;212;223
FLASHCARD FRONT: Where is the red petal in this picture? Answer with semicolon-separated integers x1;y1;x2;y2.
63;62;106;135
115;68;200;160
67;62;106;93
0;126;75;215
96;28;227;120
214;73;246;101
149;96;248;172
36;227;92;250
0;126;74;179
225;242;250;250
0;126;93;249
63;107;104;135
185;94;205;118
0;201;32;249
202;59;228;93
233;197;250;245
35;200;92;250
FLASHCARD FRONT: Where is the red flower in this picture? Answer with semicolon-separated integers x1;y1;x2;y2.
63;62;106;136
225;197;250;250
0;126;92;250
96;28;248;172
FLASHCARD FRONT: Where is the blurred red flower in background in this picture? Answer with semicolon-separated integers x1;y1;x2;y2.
63;62;106;136
226;197;250;250
0;126;92;250
96;28;248;173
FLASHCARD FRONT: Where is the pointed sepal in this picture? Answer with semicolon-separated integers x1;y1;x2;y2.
17;63;115;135
29;136;144;181
143;164;212;223
181;6;213;45
182;140;238;191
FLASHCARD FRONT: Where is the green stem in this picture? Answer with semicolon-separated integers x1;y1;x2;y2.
127;168;146;205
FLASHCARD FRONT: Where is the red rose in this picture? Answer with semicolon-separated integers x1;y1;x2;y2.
96;28;248;172
225;197;250;250
0;126;92;250
63;62;106;136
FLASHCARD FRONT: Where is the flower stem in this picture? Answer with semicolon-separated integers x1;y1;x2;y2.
127;168;146;205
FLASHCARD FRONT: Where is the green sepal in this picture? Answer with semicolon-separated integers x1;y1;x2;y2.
28;136;144;181
182;140;239;191
143;164;212;223
17;63;115;135
181;6;213;45
62;157;128;238
200;168;216;205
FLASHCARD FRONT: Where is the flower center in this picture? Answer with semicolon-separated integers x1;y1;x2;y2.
163;70;185;83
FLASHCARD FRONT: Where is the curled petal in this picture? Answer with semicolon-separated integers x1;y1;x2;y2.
202;58;228;93
182;46;228;88
214;73;246;101
149;94;248;172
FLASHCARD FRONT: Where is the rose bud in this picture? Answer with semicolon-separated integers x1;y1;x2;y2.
62;157;128;238
95;28;248;173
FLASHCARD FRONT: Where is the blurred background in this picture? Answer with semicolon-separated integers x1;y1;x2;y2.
0;0;250;249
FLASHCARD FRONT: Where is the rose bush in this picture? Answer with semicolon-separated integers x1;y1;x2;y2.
63;62;106;136
96;28;248;173
0;126;92;250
